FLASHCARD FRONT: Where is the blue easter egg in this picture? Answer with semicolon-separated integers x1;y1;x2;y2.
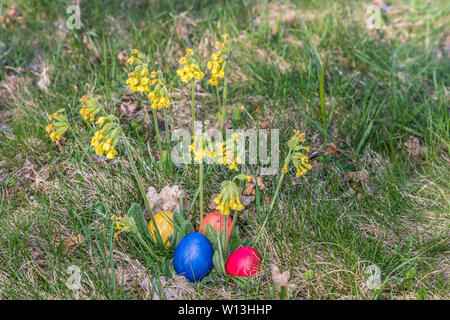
173;232;214;282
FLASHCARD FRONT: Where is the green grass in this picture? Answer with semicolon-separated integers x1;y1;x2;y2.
0;0;448;299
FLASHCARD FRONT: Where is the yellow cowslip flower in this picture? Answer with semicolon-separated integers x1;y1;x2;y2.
95;116;106;127
48;112;58;121
207;35;230;86
179;56;187;64
106;147;117;159
45;124;55;134
112;215;138;239
90;116;123;159
285;130;311;178
79;96;102;122
215;41;225;48
189;133;216;163
177;48;204;84
214;180;244;215
145;71;170;110
46;110;69;143
222;33;229;40
209;76;218;86
214;135;243;171
125;49;152;93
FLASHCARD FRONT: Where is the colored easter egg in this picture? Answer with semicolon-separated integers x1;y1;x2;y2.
148;211;174;247
173;232;214;282
225;247;262;277
198;211;233;239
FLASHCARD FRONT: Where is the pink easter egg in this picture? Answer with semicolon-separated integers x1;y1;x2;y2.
225;246;262;277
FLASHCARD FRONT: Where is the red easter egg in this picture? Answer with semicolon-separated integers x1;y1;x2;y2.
198;211;233;239
225;247;262;277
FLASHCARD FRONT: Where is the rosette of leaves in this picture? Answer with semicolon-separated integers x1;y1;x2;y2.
204;221;241;275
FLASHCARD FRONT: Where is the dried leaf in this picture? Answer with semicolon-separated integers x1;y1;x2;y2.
240;195;255;206
55;234;83;249
37;65;50;92
271;264;290;289
345;169;369;185
243;182;256;196
82;33;100;58
117;50;128;65
404;136;426;158
119;101;140;120
146;185;185;214
324;142;340;157
260;118;271;129
243;175;265;195
115;265;135;293
254;102;261;114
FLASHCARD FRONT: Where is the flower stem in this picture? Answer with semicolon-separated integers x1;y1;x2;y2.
199;160;204;232
253;153;291;245
123;137;164;247
163;107;173;176
229;209;239;242
221;61;228;131
224;212;228;252
152;109;164;161
191;79;196;136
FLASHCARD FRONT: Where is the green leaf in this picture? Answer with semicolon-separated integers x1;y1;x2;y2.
173;210;186;229
231;275;256;289
204;223;219;249
174;220;194;246
229;226;241;252
213;250;226;275
181;220;194;235
156;152;169;172
127;203;150;241
303;270;314;281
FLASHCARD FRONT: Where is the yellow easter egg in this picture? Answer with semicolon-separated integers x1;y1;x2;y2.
148;211;174;247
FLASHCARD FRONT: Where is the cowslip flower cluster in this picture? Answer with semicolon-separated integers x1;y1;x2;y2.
188;133;216;163
282;130;312;178
176;48;204;83
111;214;138;240
207;33;229;86
125;50;170;109
79;96;102;121
215;133;242;171
213;179;245;215
125;49;151;93
90;115;123;159
148;71;170;110
46;110;69;142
